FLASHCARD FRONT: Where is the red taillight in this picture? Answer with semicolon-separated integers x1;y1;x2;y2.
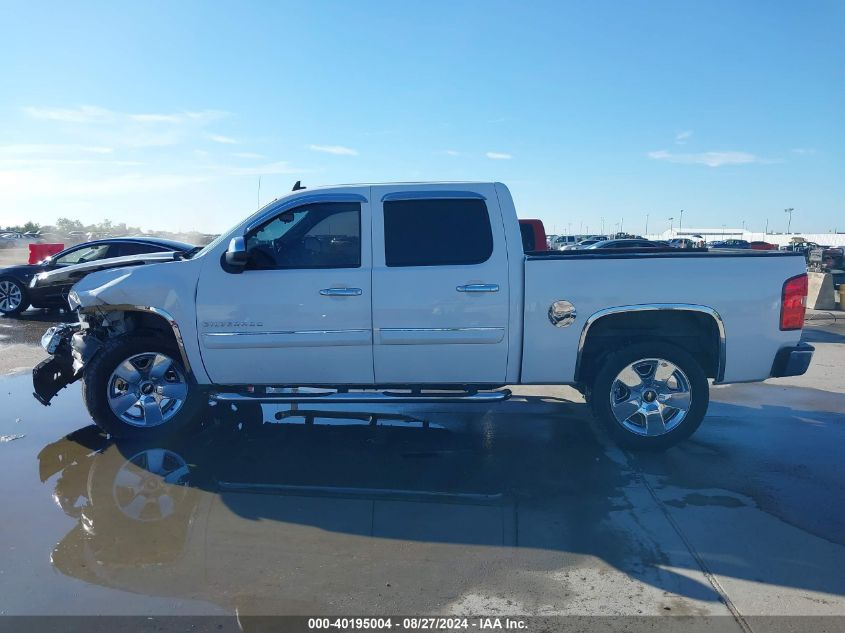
780;273;808;330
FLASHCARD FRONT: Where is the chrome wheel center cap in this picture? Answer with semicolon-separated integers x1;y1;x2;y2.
642;389;657;403
140;381;155;395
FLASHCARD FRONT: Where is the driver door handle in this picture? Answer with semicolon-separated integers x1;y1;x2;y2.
456;284;500;293
319;287;363;296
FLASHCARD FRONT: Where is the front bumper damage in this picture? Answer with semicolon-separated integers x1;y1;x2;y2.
32;323;102;405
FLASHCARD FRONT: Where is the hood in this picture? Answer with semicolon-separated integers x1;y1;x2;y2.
68;255;202;315
31;252;178;288
0;263;39;279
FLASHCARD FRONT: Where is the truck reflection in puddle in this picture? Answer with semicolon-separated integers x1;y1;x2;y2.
37;410;550;615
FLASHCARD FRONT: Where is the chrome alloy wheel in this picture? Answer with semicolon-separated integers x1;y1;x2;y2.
107;352;188;427
0;280;22;313
609;357;692;437
112;449;190;521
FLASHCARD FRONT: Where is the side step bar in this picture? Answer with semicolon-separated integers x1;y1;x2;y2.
209;388;512;405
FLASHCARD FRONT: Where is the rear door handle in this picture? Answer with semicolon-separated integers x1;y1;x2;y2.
456;284;500;293
319;287;363;296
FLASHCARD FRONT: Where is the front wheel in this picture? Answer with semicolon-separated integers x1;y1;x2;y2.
0;277;29;316
590;341;709;451
82;335;205;440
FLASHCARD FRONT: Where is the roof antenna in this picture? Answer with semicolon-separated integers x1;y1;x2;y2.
292;180;306;191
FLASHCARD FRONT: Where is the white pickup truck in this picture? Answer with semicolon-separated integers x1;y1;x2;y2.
33;182;814;450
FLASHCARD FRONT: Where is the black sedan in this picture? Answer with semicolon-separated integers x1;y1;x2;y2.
0;237;193;316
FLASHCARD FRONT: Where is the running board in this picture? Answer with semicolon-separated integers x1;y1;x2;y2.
209;388;511;405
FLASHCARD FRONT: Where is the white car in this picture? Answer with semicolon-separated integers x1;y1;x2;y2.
34;182;813;451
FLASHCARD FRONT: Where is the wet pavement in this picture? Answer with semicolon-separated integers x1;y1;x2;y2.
1;311;845;626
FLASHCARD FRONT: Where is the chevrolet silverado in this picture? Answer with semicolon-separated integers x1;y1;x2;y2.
32;182;813;450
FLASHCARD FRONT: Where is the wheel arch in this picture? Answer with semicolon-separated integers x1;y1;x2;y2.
79;305;195;379
574;304;726;385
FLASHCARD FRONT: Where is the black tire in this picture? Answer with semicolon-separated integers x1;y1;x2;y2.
82;335;205;440
82;443;198;564
590;341;709;451
0;276;29;316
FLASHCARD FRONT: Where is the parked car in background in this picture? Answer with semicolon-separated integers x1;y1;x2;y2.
567;237;605;250
551;235;582;250
709;239;751;249
668;238;697;249
518;219;548;252
585;238;665;249
0;237;194;316
749;241;777;251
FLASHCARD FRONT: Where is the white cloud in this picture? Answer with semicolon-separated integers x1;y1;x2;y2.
22;105;114;123
308;144;358;156
208;134;237;144
486;151;512;160
675;130;693;145
0;168;208;198
222;161;310;176
647;149;773;167
442;150;461;156
232;152;265;159
21;105;230;148
0;144;113;155
791;148;815;155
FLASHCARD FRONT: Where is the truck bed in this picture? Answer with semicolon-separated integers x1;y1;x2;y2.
519;247;807;385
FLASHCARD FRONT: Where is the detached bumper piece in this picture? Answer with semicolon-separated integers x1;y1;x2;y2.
770;343;815;378
32;322;82;406
32;354;80;406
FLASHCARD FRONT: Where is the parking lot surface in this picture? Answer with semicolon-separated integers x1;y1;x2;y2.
1;311;844;627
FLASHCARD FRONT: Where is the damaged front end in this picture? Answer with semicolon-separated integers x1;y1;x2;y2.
32;316;104;406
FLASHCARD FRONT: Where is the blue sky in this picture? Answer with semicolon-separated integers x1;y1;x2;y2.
1;0;842;235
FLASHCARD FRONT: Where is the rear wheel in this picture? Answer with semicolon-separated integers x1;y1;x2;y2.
590;341;709;451
0;277;29;315
82;335;204;440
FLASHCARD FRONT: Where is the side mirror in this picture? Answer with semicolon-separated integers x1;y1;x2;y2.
225;236;248;269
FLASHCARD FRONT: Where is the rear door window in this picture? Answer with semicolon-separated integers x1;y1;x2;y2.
383;198;493;267
53;244;114;265
113;242;170;257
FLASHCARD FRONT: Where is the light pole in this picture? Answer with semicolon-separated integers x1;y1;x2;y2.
645;213;649;236
601;217;605;235
785;208;794;233
668;217;674;236
679;209;684;234
765;218;769;234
